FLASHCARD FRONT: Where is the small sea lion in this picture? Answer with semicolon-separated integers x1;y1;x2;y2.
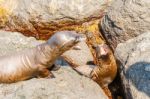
0;31;85;83
91;44;117;99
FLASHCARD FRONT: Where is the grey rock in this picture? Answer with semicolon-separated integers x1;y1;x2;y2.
0;30;43;56
5;0;107;20
62;41;94;67
101;0;150;50
115;32;150;99
0;67;108;99
0;31;108;99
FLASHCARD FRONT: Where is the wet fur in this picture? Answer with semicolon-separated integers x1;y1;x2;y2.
91;44;117;99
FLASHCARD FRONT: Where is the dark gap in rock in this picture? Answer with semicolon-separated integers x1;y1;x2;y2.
109;68;126;99
86;61;95;65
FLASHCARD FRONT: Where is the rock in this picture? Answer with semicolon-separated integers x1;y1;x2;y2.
62;41;95;77
0;30;43;56
0;67;108;99
0;0;111;39
101;0;150;50
115;32;150;99
0;30;108;99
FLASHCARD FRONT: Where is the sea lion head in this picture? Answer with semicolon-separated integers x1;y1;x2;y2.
95;44;110;59
47;31;86;52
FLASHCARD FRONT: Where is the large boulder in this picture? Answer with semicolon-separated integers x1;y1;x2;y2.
0;67;108;99
115;32;150;99
0;31;43;56
0;30;108;99
101;0;150;50
0;0;111;39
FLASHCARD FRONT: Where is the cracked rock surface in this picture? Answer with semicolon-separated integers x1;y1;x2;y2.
101;0;150;50
115;32;150;99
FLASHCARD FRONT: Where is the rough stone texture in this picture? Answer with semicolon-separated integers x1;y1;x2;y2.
0;67;108;99
0;0;111;39
0;30;43;56
101;0;150;50
0;30;108;99
115;32;150;99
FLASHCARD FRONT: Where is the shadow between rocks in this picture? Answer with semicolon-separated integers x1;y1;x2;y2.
126;62;150;97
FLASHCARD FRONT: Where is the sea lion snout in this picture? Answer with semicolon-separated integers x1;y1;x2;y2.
75;34;86;43
72;34;86;50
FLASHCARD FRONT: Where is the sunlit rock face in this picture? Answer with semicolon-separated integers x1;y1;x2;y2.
0;0;111;39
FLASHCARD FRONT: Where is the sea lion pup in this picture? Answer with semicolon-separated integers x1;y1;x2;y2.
91;44;117;99
0;31;85;83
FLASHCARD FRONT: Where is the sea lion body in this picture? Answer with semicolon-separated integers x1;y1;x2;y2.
92;44;117;87
0;48;39;82
0;31;85;83
91;44;117;98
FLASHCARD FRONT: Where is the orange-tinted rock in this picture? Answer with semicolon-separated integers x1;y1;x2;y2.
0;0;111;40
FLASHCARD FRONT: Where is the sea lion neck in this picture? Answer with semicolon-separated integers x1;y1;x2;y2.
35;43;62;67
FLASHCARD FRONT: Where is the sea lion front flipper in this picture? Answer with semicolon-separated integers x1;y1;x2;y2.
37;68;55;78
50;64;61;71
72;45;82;50
74;65;95;78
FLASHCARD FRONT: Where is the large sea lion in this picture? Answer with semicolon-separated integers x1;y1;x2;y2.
0;31;85;83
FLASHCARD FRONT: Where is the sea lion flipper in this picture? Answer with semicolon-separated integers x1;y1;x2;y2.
74;65;95;78
50;64;61;71
37;68;55;78
72;45;82;50
45;72;55;79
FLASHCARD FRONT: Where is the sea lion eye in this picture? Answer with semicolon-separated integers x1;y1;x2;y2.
75;36;80;42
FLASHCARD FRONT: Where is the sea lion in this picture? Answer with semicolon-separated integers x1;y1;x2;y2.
91;43;117;99
0;31;85;83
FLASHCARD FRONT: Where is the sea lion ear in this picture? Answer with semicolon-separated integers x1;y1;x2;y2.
72;45;81;50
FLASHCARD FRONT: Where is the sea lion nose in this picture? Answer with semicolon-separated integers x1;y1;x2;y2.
100;47;108;56
98;46;108;59
75;34;86;42
95;44;109;59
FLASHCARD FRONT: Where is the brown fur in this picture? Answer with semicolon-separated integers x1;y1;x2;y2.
91;44;117;99
0;31;85;83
